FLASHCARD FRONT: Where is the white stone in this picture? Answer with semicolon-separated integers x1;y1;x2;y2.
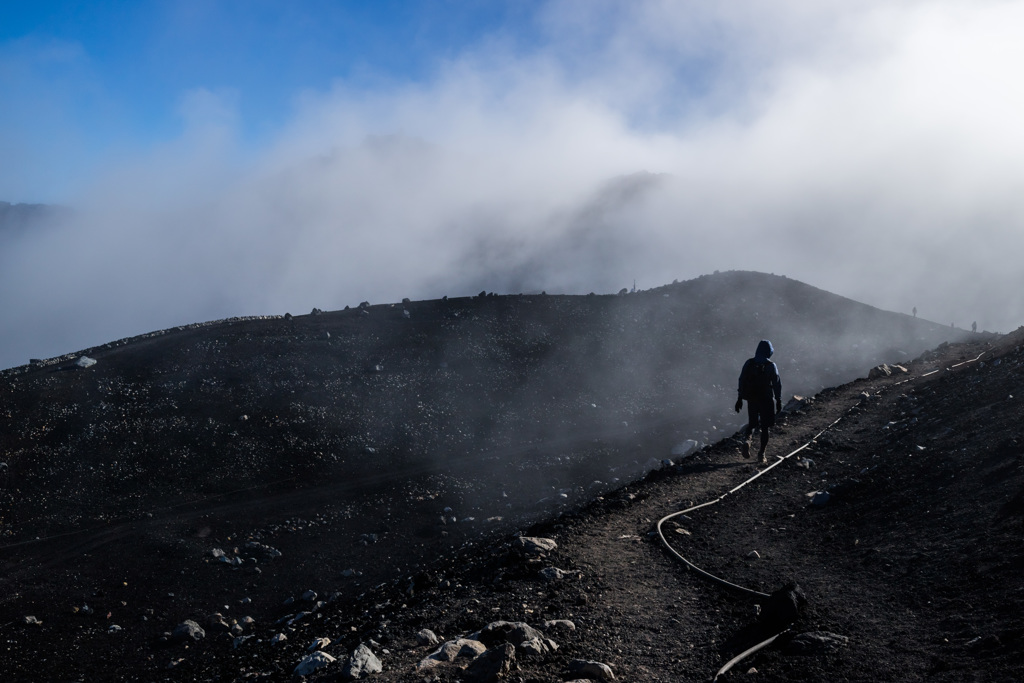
308;637;331;651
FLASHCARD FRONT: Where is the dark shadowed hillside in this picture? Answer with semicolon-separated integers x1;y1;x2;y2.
0;200;67;239
0;271;994;682
1;272;965;540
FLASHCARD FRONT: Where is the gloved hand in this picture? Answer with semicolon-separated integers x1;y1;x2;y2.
776;398;783;414
734;398;743;413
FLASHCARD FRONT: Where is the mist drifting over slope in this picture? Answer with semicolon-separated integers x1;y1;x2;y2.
3;1;1024;369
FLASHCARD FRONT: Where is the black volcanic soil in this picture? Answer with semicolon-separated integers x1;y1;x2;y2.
1;272;1020;682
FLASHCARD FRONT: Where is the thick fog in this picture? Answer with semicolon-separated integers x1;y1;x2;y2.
3;1;1024;370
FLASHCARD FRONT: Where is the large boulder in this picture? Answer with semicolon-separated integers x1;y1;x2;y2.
294;651;336;677
341;643;382;679
417;638;486;669
463;643;516;683
760;583;807;631
474;621;543;648
170;620;205;643
868;364;892;379
475;621;557;655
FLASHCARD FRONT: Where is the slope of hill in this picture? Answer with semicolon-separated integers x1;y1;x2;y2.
0;271;999;681
1;272;963;539
0;200;67;239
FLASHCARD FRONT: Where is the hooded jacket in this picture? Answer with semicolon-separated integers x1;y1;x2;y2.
738;340;782;403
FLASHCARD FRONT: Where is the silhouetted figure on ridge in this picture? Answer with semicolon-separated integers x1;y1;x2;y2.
912;306;917;318
735;340;783;465
972;321;977;333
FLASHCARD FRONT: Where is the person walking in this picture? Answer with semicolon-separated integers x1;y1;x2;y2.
735;340;783;464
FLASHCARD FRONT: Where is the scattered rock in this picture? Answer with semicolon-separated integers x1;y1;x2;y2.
287;611;312;626
518;636;557;655
512;537;557;556
809;490;831;507
868;364;892;379
538;566;581;581
294;650;336;676
783;395;813;412
419;638;486;669
542;619;576;633
416;629;439;646
270;633;287;646
22;615;42;627
308;637;331;651
233;635;254;649
474;621;544;648
474;621;558;655
244;541;282;560
567;658;616;681
206;613;232;633
211;547;243;566
74;356;97;369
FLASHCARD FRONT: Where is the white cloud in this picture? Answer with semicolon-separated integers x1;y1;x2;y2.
3;0;1024;368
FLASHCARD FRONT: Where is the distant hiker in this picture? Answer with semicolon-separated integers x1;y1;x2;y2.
972;321;977;333
912;306;917;318
735;340;783;465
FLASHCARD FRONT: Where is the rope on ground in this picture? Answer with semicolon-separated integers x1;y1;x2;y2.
714;629;789;680
658;349;987;679
656;414;844;599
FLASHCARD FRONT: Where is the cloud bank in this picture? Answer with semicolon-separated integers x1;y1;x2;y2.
3;0;1024;369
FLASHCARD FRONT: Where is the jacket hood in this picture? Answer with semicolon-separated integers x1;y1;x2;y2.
755;340;774;360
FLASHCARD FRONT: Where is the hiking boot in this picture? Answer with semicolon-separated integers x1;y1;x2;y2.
741;439;751;459
759;455;768;465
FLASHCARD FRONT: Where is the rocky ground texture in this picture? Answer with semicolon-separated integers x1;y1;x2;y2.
2;272;1020;681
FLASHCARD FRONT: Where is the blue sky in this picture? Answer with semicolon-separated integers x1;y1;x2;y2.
2;1;1024;368
1;1;549;201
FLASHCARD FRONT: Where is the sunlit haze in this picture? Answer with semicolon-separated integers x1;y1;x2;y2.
2;0;1023;369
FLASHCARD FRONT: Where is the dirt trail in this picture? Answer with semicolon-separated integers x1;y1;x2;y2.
354;335;1022;682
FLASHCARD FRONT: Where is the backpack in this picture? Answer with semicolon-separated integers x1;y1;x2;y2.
740;360;774;400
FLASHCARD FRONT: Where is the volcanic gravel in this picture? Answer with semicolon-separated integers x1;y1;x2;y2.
3;271;1017;681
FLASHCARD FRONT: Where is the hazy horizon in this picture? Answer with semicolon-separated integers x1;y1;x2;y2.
3;1;1023;368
